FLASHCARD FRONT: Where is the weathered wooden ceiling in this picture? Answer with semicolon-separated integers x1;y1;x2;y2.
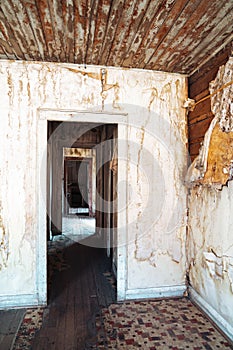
0;0;232;75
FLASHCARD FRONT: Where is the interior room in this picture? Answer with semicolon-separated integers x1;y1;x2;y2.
0;0;232;348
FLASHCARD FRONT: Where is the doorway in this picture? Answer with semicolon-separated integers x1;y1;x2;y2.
64;158;91;215
62;149;96;241
37;109;128;304
47;120;119;299
63;148;96;218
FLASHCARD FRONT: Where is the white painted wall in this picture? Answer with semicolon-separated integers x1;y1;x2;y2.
188;183;233;339
0;60;188;307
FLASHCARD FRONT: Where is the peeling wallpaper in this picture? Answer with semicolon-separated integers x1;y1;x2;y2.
0;60;187;306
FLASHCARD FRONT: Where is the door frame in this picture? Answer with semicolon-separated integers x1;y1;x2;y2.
64;156;93;216
37;108;128;304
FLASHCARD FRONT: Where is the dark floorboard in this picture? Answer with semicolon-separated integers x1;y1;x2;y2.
0;309;26;350
32;238;116;350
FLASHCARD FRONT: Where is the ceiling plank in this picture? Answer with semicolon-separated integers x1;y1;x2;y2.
150;0;219;72
116;0;151;66
133;0;190;69
98;0;126;66
0;44;5;54
121;0;172;68
85;0;100;65
0;0;232;75
0;43;16;60
0;7;26;59
73;0;92;64
21;0;48;61
61;0;75;63
106;0;143;66
36;0;57;60
9;0;42;60
162;0;233;73
86;0;112;65
47;0;67;62
175;11;233;73
144;0;203;70
0;0;31;60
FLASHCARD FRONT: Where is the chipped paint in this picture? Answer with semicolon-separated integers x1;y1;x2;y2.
203;250;233;292
203;251;224;280
0;1;232;75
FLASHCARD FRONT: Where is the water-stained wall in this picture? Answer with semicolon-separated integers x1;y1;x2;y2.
187;56;233;339
0;60;187;307
188;184;233;337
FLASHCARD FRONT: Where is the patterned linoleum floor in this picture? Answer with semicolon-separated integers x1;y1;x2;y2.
11;236;233;349
12;308;44;350
95;298;233;350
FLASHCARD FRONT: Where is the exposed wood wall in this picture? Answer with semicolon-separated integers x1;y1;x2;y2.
188;43;232;162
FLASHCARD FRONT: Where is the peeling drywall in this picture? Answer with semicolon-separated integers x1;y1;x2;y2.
0;60;187;306
186;56;233;188
203;250;233;293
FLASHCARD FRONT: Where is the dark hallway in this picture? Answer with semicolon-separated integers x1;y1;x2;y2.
31;236;116;349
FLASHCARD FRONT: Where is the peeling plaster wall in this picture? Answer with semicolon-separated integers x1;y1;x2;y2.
188;183;233;328
187;56;233;335
0;60;187;306
186;56;233;189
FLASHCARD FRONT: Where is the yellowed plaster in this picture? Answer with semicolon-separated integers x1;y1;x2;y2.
202;124;233;185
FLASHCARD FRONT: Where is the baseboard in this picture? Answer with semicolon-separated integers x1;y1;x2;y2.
189;287;233;343
0;293;46;310
125;284;187;300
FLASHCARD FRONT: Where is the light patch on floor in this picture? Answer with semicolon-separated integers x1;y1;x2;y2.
62;216;95;242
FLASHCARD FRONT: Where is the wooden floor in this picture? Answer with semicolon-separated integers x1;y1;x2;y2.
0;236;116;350
0;309;25;350
33;239;116;349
